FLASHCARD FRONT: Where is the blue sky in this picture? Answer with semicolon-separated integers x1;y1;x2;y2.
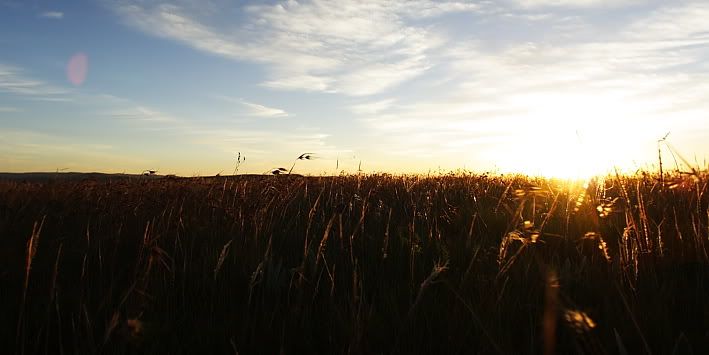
1;0;709;177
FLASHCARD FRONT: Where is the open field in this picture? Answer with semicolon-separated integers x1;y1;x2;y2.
1;172;708;354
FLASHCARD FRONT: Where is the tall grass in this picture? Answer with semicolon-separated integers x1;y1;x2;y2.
0;171;708;354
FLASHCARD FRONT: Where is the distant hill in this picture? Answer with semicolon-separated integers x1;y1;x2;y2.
0;172;307;182
0;172;145;182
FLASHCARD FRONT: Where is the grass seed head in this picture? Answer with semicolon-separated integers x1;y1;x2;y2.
564;310;596;334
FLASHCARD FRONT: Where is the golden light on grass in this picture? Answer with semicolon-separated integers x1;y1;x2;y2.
4;168;709;353
564;310;597;334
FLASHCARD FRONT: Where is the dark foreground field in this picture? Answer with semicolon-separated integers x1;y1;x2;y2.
1;172;708;354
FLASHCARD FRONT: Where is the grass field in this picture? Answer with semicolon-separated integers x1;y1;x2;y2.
1;171;708;354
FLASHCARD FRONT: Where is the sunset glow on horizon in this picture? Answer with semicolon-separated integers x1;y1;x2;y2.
2;0;709;178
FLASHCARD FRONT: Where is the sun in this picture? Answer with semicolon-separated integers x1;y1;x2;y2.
490;92;658;180
494;135;616;181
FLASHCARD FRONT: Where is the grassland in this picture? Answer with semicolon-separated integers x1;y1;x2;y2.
1;171;708;354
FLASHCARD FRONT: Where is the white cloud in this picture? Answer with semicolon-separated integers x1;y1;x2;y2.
0;63;69;99
93;94;340;172
187;127;345;173
239;100;289;118
39;11;64;19
623;3;709;40
115;4;244;59
106;105;178;122
215;96;290;118
112;0;479;96
0;106;22;112
510;0;643;8
352;2;709;173
95;1;709;174
349;98;397;115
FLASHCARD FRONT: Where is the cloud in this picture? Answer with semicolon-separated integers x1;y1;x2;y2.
94;94;192;132
239;100;289;118
0;106;22;112
352;2;709;173
115;4;244;59
79;1;709;173
215;96;290;118
0;63;69;99
623;2;709;40
106;105;178;122
509;0;643;8
349;99;396;115
186;127;346;173
111;0;479;96
94;94;341;172
39;11;64;19
194;129;329;149
0;129;154;173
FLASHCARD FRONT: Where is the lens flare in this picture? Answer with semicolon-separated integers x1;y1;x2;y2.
66;52;88;86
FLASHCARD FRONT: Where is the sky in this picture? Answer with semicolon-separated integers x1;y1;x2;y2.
1;0;709;178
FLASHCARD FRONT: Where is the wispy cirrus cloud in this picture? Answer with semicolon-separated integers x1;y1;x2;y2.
239;100;289;118
39;11;64;19
349;99;397;115
192;129;330;151
62;0;709;174
94;93;341;171
0;63;69;100
0;128;154;173
509;0;643;7
111;0;480;96
184;125;349;173
216;96;290;118
352;1;709;174
106;105;178;122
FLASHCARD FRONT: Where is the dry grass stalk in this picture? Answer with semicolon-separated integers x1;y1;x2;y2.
16;216;46;352
214;240;233;280
543;270;559;355
408;260;449;319
3;169;709;353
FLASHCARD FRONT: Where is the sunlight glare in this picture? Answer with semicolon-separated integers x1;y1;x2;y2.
491;92;658;179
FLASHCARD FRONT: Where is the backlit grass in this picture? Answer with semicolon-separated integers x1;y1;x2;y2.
1;171;708;354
